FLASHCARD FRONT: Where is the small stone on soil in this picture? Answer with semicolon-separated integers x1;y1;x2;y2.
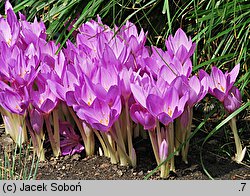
112;165;118;171
117;170;123;177
94;172;100;176
100;163;109;169
64;155;70;160
71;154;80;161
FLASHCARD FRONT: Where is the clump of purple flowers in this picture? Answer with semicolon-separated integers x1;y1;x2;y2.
0;1;245;178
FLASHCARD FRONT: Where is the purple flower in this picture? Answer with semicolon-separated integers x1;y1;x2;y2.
47;63;80;102
100;38;130;71
146;86;188;126
158;57;192;85
19;16;46;46
66;77;98;109
0;40;41;88
0;87;29;115
159;139;168;162
198;69;210;92
70;65;122;132
209;64;240;102
118;21;147;70
130;103;156;130
59;121;84;156
145;46;192;82
119;68;133;101
67;66;120;109
10;44;39;87
0;1;20;47
76;97;121;132
118;20;147;51
165;28;196;63
223;86;242;113
29;108;44;134
144;46;172;79
187;75;208;106
130;71;156;108
77;16;112;58
30;77;58;114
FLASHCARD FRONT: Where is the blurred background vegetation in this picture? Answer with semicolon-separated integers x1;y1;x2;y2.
0;0;249;174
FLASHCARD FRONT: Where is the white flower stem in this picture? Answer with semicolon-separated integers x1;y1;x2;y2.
125;101;135;166
100;131;118;164
115;121;129;166
26;117;45;161
93;129;108;156
45;114;60;157
0;107;27;145
229;117;246;163
156;120;162;149
84;124;95;156
53;108;61;156
148;130;160;165
174;117;182;156
167;122;175;172
160;160;170;178
68;107;96;156
182;106;193;164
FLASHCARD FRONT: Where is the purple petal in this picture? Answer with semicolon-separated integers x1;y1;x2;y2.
40;99;57;114
227;63;240;85
158;113;173;125
47;80;67;101
158;65;176;85
131;83;147;108
223;86;242;113
213;88;226;102
130;103;156;130
29;108;44;134
0;89;27;115
146;94;164;117
159;139;168;161
211;66;227;93
166;86;178;111
175;45;188;63
180;107;189;127
65;91;77;106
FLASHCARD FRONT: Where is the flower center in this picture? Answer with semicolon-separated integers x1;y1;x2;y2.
87;97;93;106
7;38;11;46
15;105;20;110
39;98;44;104
217;82;225;92
167;107;173;117
99;117;109;126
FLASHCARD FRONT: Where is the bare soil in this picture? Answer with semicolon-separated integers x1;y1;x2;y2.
35;135;250;180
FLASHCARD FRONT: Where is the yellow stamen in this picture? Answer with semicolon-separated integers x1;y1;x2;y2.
87;97;93;106
99;118;109;126
218;82;225;92
39;99;44;104
105;118;109;125
7;38;11;46
167;107;173;117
